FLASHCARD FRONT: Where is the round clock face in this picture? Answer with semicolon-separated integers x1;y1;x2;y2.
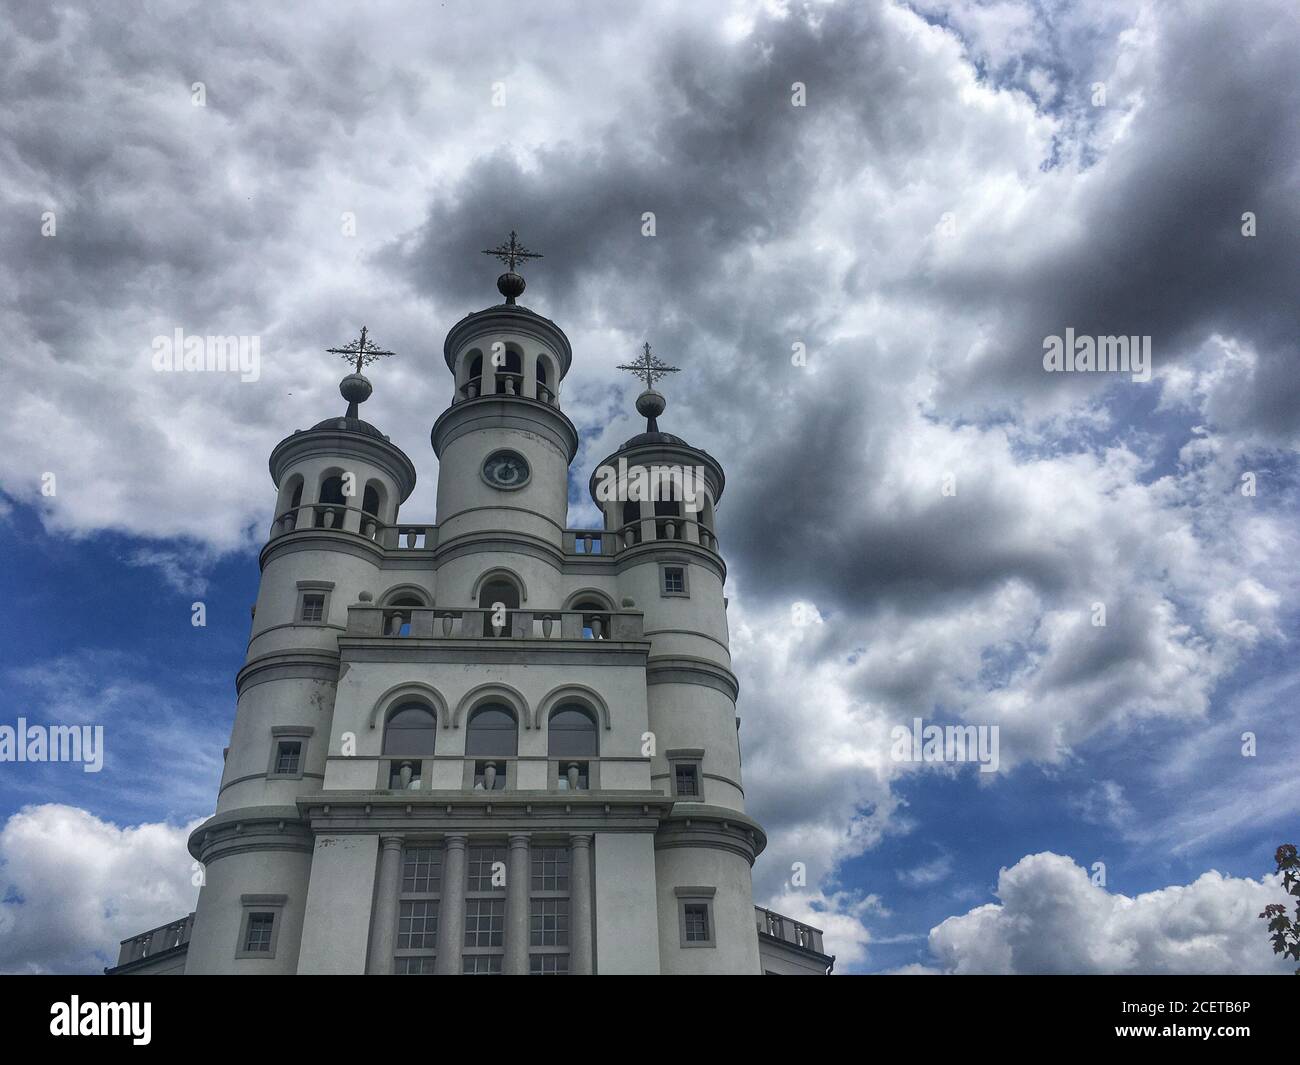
482;450;530;490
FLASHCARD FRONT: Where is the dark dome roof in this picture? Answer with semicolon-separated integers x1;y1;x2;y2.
310;415;389;440
620;430;688;450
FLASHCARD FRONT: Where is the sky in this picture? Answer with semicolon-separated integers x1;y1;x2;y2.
1;0;1298;974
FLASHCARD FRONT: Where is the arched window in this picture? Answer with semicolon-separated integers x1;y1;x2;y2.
383;704;438;755
654;498;682;540
465;705;518;757
494;348;523;395
317;474;346;528
361;482;386;541
478;577;520;637
466;352;483;398
550;704;596;791
535;357;551;403
383;703;436;790
621;499;641;544
548;706;597;757
467;704;517;790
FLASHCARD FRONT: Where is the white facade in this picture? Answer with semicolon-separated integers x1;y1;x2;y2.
155;278;829;976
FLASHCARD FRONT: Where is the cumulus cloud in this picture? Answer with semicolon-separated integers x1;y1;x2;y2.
0;804;200;974
928;852;1292;974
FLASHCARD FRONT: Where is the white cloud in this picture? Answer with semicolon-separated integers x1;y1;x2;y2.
928;852;1292;974
0;804;200;974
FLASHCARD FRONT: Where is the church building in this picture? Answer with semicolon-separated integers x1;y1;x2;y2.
108;236;833;975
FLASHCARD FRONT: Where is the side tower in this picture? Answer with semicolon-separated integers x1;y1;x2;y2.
185;350;417;973
590;357;763;974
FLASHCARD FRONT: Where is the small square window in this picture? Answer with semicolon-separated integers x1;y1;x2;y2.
661;566;687;596
683;904;710;943
274;741;301;776
300;593;325;622
674;763;699;798
244;913;275;953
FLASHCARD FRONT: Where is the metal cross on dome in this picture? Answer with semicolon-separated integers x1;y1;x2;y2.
327;326;396;375
481;230;543;272
617;342;681;389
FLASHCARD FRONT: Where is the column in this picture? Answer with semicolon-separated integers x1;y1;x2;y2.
505;834;530;975
434;834;468;974
366;835;404;974
570;833;594;974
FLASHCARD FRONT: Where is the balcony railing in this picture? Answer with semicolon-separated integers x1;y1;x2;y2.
456;375;559;406
269;504;435;550
269;505;718;560
115;913;195;966
345;606;643;641
755;906;825;955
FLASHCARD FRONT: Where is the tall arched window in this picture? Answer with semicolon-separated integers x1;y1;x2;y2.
478;577;520;637
535;357;550;403
621;499;641;544
494;349;523;395
467;704;517;790
467;352;483;398
317;474;346;528
549;706;597;757
383;704;437;790
549;705;597;791
466;705;517;757
654;498;682;540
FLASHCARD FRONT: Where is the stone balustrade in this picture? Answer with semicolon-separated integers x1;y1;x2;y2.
754;906;825;955
345;605;644;641
115;912;195;966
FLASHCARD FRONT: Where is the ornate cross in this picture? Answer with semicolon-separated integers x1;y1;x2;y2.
327;326;396;374
481;230;543;272
617;342;681;389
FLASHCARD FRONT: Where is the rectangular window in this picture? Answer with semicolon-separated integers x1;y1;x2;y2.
397;900;438;949
662;566;686;595
243;913;275;953
529;954;569;975
300;593;325;622
466;846;508;892
274;741;301;776
530;847;570;893
402;847;443;894
394;845;440;974
683;904;710;943
674;763;699;797
529;898;570;947
463;955;503;975
464;899;505;948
